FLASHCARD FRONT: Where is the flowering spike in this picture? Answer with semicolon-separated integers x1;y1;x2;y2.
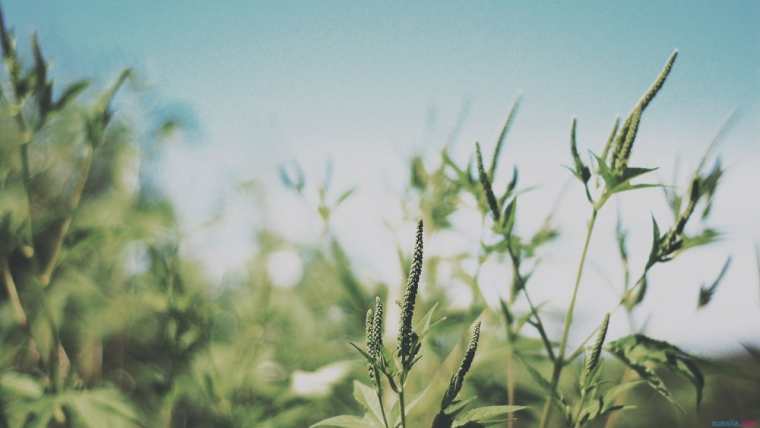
441;321;481;409
397;220;424;368
612;50;678;174
582;313;610;383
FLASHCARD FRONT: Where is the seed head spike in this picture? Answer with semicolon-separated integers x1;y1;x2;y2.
612;50;678;174
600;117;620;165
441;321;481;409
370;297;384;355
397;220;424;367
582;313;610;382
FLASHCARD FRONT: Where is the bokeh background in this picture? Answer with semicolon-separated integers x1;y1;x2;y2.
1;1;759;427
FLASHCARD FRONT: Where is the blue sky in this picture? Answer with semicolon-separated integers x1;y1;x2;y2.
5;1;760;354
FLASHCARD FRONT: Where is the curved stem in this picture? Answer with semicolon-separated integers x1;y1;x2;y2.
539;208;599;428
377;390;390;428
1;255;27;326
573;390;587;428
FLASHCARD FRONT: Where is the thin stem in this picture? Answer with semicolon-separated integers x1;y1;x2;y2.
37;148;94;286
506;345;516;428
398;384;407;428
521;286;556;362
1;255;27;326
371;365;390;428
377;389;390;428
505;242;520;425
539;207;600;428
11;92;37;253
573;390;587;428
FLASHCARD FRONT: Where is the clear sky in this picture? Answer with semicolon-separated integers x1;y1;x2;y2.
5;1;759;354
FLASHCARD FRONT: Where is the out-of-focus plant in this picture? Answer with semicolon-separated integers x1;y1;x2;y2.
0;5;751;428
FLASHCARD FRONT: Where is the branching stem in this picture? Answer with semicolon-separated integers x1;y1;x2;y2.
539;204;601;428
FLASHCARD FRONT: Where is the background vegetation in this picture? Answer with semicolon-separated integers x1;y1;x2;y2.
0;7;758;428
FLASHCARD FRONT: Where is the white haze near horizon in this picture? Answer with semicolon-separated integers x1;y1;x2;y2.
159;97;760;358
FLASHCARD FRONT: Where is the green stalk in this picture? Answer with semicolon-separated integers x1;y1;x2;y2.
1;255;27;326
377;387;390;428
371;364;390;428
573;390;587;428
398;383;407;428
37;147;94;286
539;206;600;428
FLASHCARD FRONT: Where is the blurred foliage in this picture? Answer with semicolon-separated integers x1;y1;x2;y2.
0;7;757;428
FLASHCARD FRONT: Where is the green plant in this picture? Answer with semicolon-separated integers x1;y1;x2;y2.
313;221;526;427
0;5;751;427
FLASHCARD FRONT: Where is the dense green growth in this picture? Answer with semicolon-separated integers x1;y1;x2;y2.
0;7;757;428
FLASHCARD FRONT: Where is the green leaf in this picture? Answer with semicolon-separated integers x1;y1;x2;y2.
349;342;374;364
569;119;590;185
54;79;90;110
499;198;517;238
476;142;500;220
278;161;305;193
593;153;616;189
606;334;704;410
609;182;663;196
410;155;428;189
618;166;658;183
352;381;384;426
414;302;445;339
452;405;527;427
603;380;646;404
499;299;513;327
646;215;661;268
389;384;430;427
62;388;142;428
94;68;131;124
680;228;721;252
0;372;43;399
698;256;732;308
335;187;356;207
443;396;478;416
310;415;371;428
489;96;521;180
517;355;552;392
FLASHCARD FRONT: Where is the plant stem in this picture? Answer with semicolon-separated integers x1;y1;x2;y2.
399;384;407;428
573;391;587;428
1;255;27;326
37;148;94;286
377;390;390;428
506;344;516;428
539;207;599;428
